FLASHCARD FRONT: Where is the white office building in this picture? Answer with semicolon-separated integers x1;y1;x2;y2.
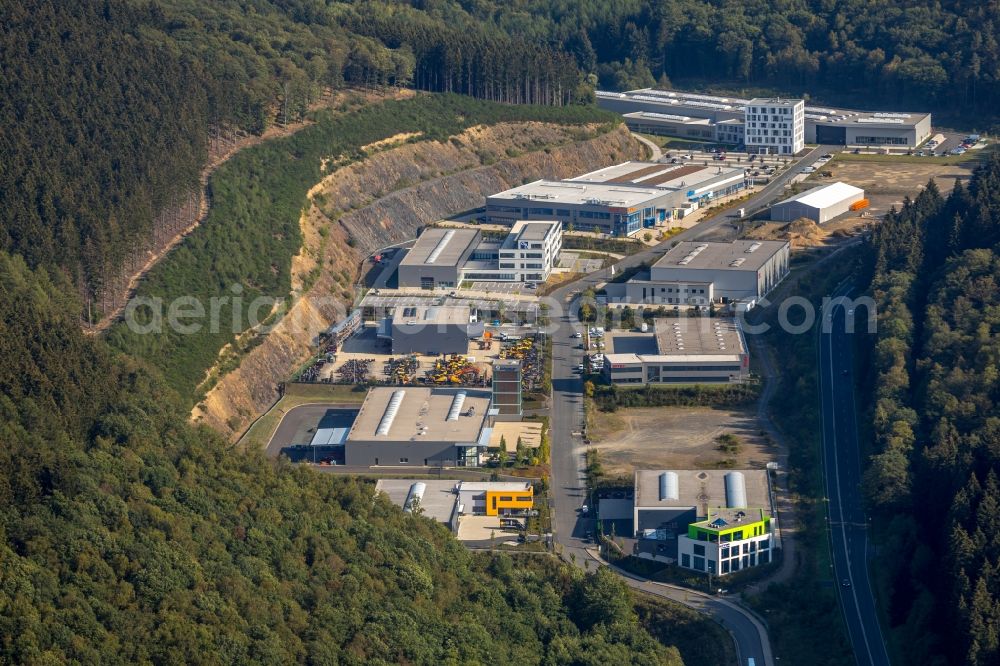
397;221;562;288
745;98;804;155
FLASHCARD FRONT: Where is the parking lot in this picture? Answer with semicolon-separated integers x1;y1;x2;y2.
557;251;605;274
468;280;529;295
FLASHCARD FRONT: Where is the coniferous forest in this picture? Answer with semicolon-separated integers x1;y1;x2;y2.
863;154;1000;665
5;0;1000;315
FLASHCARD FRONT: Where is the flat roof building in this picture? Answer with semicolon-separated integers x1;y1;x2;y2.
602;318;749;385
345;387;493;467
771;182;866;224
397;222;562;288
599;89;932;149
633;469;775;576
383;304;484;355
650;240;790;305
456;481;533;516
745;98;805;155
397;228;481;290
486;161;747;236
375;479;463;529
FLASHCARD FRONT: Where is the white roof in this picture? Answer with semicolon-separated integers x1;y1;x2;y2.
778;182;864;209
604;353;744;364
457;481;532;492
488;180;666;208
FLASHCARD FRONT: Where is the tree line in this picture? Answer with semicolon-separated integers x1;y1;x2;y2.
0;249;697;663
861;153;1000;665
7;0;999;322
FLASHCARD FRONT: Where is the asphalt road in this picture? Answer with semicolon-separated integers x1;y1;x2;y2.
819;285;891;666
540;146;836;665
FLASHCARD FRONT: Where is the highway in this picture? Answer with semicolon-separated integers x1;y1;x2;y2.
819;285;891;666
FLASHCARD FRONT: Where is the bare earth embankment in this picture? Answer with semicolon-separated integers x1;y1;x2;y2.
194;123;642;438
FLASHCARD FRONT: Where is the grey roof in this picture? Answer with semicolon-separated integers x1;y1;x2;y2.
347;387;491;444
392;304;470;326
653;240;788;272
400;228;480;268
374;479;460;524
653;318;744;355
634;469;770;515
516;222;557;242
748;97;803;107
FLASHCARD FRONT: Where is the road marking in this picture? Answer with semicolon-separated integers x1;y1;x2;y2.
824;299;876;666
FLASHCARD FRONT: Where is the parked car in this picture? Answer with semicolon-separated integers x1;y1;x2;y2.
821;153;833;159
802;166;816;173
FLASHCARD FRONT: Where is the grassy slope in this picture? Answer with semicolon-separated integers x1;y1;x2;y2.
106;94;618;402
741;249;856;665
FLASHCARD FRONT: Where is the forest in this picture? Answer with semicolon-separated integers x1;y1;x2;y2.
6;0;1000;319
861;153;1000;665
0;251;702;663
104;94;617;399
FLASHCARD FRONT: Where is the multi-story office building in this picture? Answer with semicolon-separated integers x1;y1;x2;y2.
396;221;562;288
744;98;805;155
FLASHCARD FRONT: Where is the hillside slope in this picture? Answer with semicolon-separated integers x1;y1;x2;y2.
195;122;641;438
0;251;684;664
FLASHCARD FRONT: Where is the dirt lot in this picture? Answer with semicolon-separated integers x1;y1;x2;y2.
589;405;777;475
811;158;976;216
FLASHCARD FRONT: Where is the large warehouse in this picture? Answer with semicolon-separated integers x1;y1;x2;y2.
599;89;932;148
602;318;749;385
382;304;483;355
771;182;866;224
486;161;747;236
396;222;562;288
633;469;775;576
650;240;790;305
397;228;481;290
344;387;494;467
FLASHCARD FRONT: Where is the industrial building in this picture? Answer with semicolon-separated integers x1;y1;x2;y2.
456;481;534;516
633;469;775;576
375;479;464;530
598;89;932;149
373;479;534;531
463;220;563;283
771;182;866;224
650;240;790;305
602;318;749;385
602;239;789;309
381;304;483;355
344;387;494;467
396;222;562;288
745;98;805;155
397;228;481;290
486;161;747;236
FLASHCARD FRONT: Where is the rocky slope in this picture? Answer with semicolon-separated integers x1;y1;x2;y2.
194;122;642;438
